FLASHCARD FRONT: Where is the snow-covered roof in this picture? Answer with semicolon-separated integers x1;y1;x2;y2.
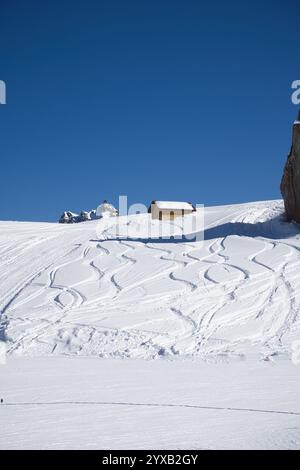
154;201;194;211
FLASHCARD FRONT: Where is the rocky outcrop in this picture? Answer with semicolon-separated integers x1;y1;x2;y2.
280;111;300;223
58;207;110;224
59;211;79;224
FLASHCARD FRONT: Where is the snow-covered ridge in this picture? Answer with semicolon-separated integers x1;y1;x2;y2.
59;201;118;223
1;199;300;361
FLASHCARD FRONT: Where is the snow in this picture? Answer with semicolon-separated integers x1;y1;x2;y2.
96;202;118;218
154;201;194;210
1;356;300;449
1;200;299;361
1;199;300;449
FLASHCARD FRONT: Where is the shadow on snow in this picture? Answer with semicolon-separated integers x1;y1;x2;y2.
92;215;300;244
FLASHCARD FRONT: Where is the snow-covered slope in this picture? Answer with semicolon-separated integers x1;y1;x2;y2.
1;200;300;362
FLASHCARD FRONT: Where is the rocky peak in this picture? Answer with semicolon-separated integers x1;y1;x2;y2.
280;111;300;223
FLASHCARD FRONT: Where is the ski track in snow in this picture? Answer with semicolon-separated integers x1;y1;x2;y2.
2;400;300;417
1;200;300;360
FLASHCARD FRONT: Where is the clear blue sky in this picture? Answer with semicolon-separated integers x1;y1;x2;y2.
0;0;299;221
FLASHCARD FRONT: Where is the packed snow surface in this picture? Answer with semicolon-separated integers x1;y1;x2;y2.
1;200;300;361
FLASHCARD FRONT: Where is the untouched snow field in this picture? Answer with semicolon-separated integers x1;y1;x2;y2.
1;200;300;449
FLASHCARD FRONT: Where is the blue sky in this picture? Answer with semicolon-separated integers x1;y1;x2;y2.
0;0;299;221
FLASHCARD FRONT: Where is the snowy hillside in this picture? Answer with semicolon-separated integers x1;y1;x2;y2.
2;200;300;450
1;199;300;362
